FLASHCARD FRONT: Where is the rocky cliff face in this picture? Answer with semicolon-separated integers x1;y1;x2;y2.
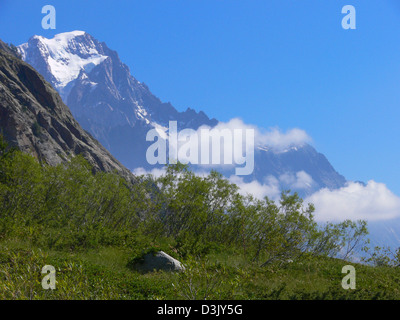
0;41;134;181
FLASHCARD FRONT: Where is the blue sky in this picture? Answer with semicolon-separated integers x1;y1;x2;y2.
1;0;400;195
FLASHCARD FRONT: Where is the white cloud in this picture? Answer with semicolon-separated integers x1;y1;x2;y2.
229;175;281;200
199;118;311;151
228;171;314;200
228;175;400;223
145;118;311;176
305;181;400;222
256;127;311;151
132;167;166;178
279;171;314;190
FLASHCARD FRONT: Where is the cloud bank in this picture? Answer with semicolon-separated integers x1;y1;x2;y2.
146;117;311;176
229;175;400;222
133;164;400;223
198;118;311;151
229;171;314;200
133;167;166;179
305;181;400;222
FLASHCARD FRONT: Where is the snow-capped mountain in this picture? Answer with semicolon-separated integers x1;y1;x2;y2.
17;31;346;194
18;31;108;100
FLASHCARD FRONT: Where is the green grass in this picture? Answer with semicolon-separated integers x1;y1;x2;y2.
1;240;400;300
0;241;174;300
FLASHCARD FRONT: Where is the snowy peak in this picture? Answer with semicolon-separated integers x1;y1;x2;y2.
18;31;108;100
